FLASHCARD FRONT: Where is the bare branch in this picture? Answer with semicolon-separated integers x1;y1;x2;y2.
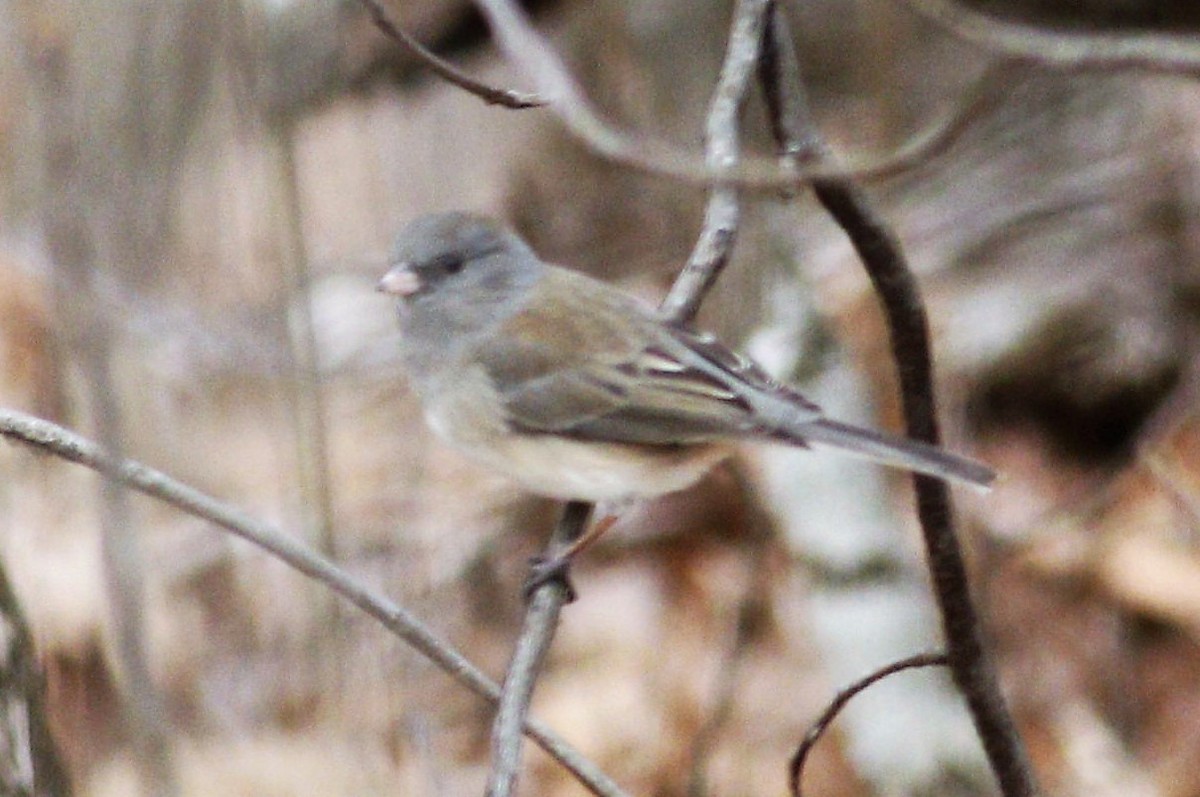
899;0;1200;75
358;0;544;108
0;409;629;797
469;0;998;189
759;5;1038;797
487;502;590;797
866;60;1012;174
267;129;338;559
487;3;776;790
661;0;772;324
34;29;178;795
788;653;949;797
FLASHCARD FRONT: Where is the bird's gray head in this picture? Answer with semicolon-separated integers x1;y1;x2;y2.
379;212;539;303
378;212;542;375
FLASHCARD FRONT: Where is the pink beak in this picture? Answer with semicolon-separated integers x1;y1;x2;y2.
377;264;421;296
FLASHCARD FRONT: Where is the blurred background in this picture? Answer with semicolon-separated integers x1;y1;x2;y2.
2;0;1200;795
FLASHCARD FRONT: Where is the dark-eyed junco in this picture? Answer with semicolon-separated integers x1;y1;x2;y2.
378;212;993;504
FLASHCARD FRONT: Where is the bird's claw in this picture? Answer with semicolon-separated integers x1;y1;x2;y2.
524;554;577;604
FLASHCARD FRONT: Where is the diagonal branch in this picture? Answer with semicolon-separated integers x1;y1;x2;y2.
0;408;629;797
358;0;544;108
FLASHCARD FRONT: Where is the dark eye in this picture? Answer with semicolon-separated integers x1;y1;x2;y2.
434;254;465;275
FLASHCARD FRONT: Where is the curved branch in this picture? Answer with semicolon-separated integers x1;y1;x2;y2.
469;0;1001;189
809;157;1037;797
759;5;1037;797
899;0;1200;75
789;653;949;797
0;409;628;797
358;0;544;108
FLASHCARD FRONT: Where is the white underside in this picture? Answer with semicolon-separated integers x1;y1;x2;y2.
483;434;730;502
421;364;731;502
446;427;728;503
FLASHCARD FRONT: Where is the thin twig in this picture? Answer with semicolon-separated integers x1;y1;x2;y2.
469;0;1000;189
270;128;338;558
487;502;591;797
358;0;544;108
760;5;1037;797
899;0;1200;76
869;60;1011;174
661;0;771;324
0;409;630;797
788;653;949;797
486;2;777;791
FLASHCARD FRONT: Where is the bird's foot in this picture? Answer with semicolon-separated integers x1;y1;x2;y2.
523;553;577;604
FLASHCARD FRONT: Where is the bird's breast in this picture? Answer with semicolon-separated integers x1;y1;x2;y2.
419;364;732;502
420;364;511;447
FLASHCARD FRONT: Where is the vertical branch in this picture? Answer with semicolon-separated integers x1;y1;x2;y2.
262;119;349;706
485;2;771;794
38;83;180;797
235;0;338;562
486;502;591;797
758;5;1037;797
40;100;180;797
268;127;337;561
661;0;772;324
0;558;73;797
21;5;210;794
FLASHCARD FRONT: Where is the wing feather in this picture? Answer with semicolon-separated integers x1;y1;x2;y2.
471;272;772;444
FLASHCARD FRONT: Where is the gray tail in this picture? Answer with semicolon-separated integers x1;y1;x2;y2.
794;418;995;490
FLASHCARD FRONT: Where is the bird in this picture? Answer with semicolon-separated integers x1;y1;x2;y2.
377;211;993;519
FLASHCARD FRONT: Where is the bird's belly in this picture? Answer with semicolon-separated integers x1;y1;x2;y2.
469;434;729;503
420;366;730;502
